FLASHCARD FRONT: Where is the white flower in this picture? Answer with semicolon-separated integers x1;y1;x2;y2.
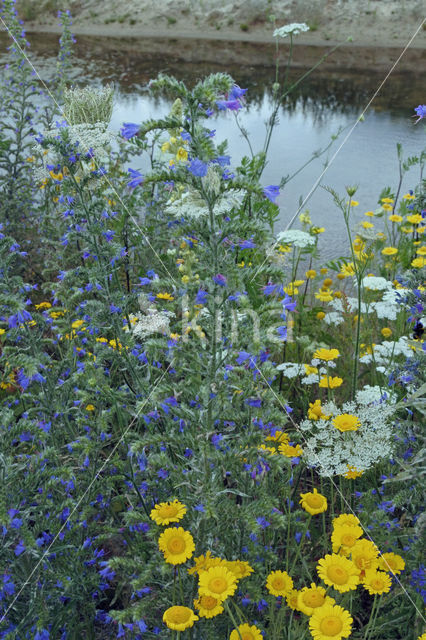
166;188;245;219
371;300;398;320
275;229;315;248
273;23;309;38
346;297;370;314
324;312;344;326
300;398;395;476
131;309;174;339
276;362;303;377
362;276;393;291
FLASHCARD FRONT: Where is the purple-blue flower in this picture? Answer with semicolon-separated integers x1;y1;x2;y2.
213;273;227;287
413;105;426;124
120;122;140;139
127;168;144;189
188;158;208;177
263;185;280;203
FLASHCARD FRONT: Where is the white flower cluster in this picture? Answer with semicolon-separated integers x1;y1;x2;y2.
362;276;393;291
360;336;413;365
273;23;310;38
276;229;316;248
130;309;174;339
275;362;304;377
166;188;245;220
300;391;395;477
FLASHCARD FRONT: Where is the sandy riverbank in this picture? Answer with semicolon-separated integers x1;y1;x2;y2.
13;0;426;72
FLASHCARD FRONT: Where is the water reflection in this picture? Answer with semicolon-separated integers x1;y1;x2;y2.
1;31;424;260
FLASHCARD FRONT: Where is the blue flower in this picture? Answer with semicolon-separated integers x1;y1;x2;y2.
127;168;144;189
263;185;280;203
413;104;426;123
120;122;140;139
188;158;208;177
213;273;227;287
195;289;208;304
239;238;256;249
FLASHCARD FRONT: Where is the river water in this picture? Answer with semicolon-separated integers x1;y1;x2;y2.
1;31;425;260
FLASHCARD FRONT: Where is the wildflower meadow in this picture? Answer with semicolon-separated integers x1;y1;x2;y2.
0;1;425;638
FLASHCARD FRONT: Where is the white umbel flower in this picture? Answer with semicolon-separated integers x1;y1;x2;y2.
362;276;393;291
275;229;315;248
273;23;309;38
131;309;174;339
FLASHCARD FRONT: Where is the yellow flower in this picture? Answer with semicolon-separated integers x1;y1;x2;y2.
317;554;360;592
313;226;325;234
319;376;343;389
308;399;330;421
407;214;423;225
315;290;333;302
364;210;375;217
49;170;63;181
401;225;414;233
343;465;364;479
362;569;392;595
381;246;398;256
381;203;393;211
226;560;254;580
266;430;289;444
258;444;277;456
85;404;95;412
317;311;325;320
416;246;426;255
198;565;237;602
285;589;301;610
0;328;5;336
35;302;52;310
313;348;339;361
188;551;223;576
412;257;426;268
403;193;415;200
305;364;319;376
278;244;292;253
158;527;195;565
381;327;392;338
347;200;359;207
161;141;170;152
176;147;188;162
309;603;353;640
350;539;379;574
163;606;198;631
340;263;355;277
332;413;361;432
320;268;328;275
332;514;361;529
362;221;374;229
331;524;363;555
71;319;85;329
297;583;335;616
193;594;223;618
230;623;263;640
378;552;405;575
266;570;293;597
150;500;187;526
416;635;426;640
388;214;402;222
279;443;303;457
300;488;328;515
306;269;317;279
157;292;174;301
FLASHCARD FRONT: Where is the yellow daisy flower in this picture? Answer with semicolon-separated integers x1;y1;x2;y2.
378;552;405;575
332;414;361;432
198;565;237;601
230;623;263;640
343;465;364;479
308;399;330;421
266;570;293;597
266;430;289;444
163;606;198;631
331;524;363;554
150;499;187;526
313;348;340;361
407;214;423;225
362;569;392;595
226;560;254;580
381;327;392;338
315;290;334;302
381;247;398;256
156;292;174;301
316;311;325;320
412;257;426;268
306;269;317;279
416;246;426;255
350;539;379;574
158;527;195;565
309;603;353;640
297;583;335;616
317;554;360;592
319;376;343;389
381;203;393;211
193;594;223;618
340;262;355;277
332;514;361;529
362;221;374;229
388;214;402;223
285;589;301;610
300;488;328;515
187;551;224;575
279;443;303;457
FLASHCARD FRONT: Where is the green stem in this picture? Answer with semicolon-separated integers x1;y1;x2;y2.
224;600;243;639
